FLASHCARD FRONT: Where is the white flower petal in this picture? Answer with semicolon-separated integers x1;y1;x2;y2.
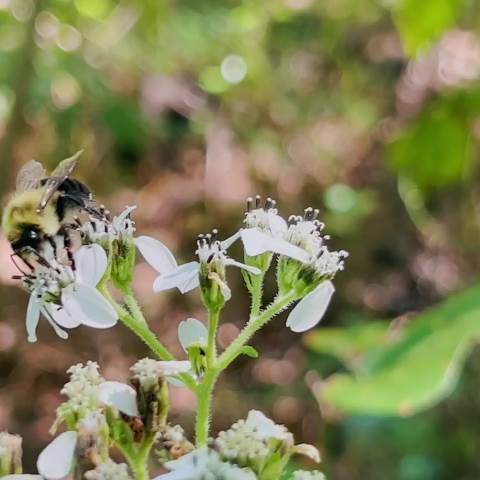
44;303;81;329
163;448;209;473
41;308;69;339
267;211;287;236
178;318;208;351
153;262;199;293
220;230;241;250
286;281;335;332
37;431;77;480
26;295;41;343
135;236;177;273
62;284;117;329
113;205;137;229
240;228;311;262
240;228;272;256
293;443;321;462
157;360;192;376
226;259;261;275
98;381;139;417
74;244;107;286
245;410;290;441
177;269;200;294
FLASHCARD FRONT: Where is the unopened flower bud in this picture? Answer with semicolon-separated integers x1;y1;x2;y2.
74;412;110;478
0;432;23;475
129;358;170;436
156;424;194;462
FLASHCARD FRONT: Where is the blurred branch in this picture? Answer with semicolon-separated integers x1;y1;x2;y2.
0;0;42;197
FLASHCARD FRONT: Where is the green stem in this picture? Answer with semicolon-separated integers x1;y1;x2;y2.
194;292;297;446
195;369;218;447
249;272;264;317
123;287;147;325
217;292;297;371
206;308;220;367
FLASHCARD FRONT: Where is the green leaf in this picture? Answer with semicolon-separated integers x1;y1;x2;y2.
392;0;466;57
305;321;389;372
240;345;259;358
387;100;473;191
315;284;480;416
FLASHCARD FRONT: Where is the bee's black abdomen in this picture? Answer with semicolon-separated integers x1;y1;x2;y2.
56;179;92;221
58;178;91;198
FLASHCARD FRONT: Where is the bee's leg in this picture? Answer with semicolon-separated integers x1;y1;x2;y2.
60;194;105;220
46;236;58;259
58;226;76;271
10;253;31;275
17;247;55;270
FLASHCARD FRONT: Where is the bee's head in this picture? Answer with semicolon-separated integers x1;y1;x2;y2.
12;225;43;252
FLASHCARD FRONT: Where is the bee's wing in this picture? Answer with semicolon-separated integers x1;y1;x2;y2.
36;150;83;213
15;160;46;193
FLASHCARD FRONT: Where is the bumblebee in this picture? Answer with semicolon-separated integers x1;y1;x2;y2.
2;150;96;268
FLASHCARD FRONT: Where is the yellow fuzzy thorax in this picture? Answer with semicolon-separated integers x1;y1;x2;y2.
2;189;60;242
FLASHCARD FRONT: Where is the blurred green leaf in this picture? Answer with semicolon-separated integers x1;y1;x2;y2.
305;321;389;371
392;0;466;56
387;98;473;191
315;284;480;416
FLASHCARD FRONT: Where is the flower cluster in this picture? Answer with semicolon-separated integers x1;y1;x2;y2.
7;183;346;480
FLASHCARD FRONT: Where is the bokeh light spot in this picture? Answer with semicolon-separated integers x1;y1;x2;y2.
324;183;357;213
221;54;247;84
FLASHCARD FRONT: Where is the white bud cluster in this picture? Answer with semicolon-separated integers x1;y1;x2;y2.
291;470;326;480
0;431;22;468
214;419;272;464
85;459;132;480
57;362;104;419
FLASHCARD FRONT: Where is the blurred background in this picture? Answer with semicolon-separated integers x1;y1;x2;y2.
1;0;480;478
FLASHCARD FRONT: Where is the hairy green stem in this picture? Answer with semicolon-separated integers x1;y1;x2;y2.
206;308;220;367
194;292;297;446
217;292;297;371
249;273;264;317
195;369;218;447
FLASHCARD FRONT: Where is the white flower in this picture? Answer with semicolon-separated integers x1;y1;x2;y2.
153;448;257;480
240;196;311;262
24;244;117;342
178;318;208;352
37;431;77;480
136;230;260;297
80;205;136;244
